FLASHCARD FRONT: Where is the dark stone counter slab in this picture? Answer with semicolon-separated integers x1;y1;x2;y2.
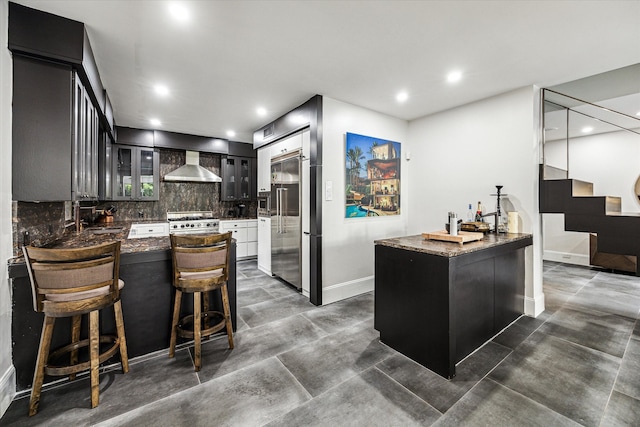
375;232;533;257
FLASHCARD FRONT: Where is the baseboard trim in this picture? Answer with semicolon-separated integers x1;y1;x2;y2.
322;276;374;305
525;293;545;317
257;266;272;276
0;365;16;418
543;250;590;266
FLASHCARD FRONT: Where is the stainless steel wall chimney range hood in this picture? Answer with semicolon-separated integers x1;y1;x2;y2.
164;151;222;182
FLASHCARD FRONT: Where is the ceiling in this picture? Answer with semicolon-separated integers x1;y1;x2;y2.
13;0;640;143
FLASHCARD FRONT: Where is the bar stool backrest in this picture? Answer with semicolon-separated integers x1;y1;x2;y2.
170;232;232;292
22;241;122;317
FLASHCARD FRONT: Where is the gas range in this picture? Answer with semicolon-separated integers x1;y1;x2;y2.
167;211;220;234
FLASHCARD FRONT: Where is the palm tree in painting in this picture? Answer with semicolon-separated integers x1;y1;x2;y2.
368;141;380;159
346;146;365;187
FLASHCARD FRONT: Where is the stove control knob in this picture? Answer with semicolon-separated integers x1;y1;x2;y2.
206;223;211;227
180;224;185;228
190;224;195;228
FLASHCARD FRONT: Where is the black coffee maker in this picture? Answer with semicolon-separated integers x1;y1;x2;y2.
236;203;246;218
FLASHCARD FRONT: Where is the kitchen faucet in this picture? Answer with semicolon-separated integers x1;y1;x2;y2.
65;201;95;234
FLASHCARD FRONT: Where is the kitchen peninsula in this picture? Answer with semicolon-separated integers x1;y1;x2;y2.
374;232;532;379
8;224;237;391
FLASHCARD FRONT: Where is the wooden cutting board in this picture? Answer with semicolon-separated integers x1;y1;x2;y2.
422;230;484;245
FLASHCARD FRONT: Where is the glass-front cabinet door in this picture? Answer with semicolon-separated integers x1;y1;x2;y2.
239;158;250;199
114;145;133;199
112;144;159;201
139;148;158;199
221;155;253;201
222;157;237;200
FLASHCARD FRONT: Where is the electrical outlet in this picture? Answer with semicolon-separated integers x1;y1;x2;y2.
64;201;72;221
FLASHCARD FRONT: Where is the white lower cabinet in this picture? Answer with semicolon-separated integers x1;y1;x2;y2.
220;219;258;260
257;216;271;275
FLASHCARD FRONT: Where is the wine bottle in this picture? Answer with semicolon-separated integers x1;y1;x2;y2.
466;204;474;222
475;201;483;222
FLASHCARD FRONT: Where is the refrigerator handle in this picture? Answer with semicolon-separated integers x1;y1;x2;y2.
277;188;282;234
282;188;287;233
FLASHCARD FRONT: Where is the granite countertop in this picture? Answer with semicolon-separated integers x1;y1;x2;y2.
375;232;533;257
10;217;259;265
10;222;169;265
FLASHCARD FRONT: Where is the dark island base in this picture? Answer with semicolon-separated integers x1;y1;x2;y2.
375;235;531;379
9;246;237;391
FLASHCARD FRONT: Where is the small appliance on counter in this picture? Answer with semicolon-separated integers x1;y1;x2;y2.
236;203;246;218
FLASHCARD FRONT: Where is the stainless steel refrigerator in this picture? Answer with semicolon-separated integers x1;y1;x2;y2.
271;151;302;289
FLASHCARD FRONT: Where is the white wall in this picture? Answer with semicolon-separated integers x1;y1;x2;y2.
543;130;640;264
0;0;16;416
406;87;544;316
321;97;408;304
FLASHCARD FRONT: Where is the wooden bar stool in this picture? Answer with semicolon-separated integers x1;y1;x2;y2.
22;241;129;416
169;232;234;371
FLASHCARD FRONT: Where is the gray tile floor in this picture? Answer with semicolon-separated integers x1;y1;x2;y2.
2;260;640;426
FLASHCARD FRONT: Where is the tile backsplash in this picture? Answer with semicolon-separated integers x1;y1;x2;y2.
12;149;256;256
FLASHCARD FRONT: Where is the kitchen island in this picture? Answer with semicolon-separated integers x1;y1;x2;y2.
8;224;237;391
374;232;532;379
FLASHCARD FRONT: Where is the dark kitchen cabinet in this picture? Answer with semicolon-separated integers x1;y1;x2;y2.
153;130;228;154
12;55;99;202
221;156;254;201
112;145;160;201
9;2;114;140
115;126;154;147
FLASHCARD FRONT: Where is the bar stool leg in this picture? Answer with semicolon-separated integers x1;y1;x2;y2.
29;316;55;416
202;291;210;340
193;292;202;372
69;314;81;380
169;289;182;358
221;284;234;349
89;310;100;408
113;300;129;373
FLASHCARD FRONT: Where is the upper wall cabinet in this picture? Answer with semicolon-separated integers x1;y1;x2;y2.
221;156;255;201
9;2;115;139
257;147;270;193
12;56;100;201
112;145;160;201
115;126;155;147
154;130;229;154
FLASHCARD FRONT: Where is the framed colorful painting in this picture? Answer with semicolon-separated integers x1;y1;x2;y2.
345;132;401;218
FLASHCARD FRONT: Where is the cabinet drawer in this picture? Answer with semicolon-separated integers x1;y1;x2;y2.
220;220;248;230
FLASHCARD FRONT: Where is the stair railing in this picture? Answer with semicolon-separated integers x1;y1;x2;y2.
542;88;640;181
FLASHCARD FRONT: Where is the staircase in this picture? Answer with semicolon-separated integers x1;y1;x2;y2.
539;164;640;275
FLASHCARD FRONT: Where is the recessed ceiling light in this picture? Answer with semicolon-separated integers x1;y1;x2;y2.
447;70;463;83
226;130;236;138
636;111;640;116
168;3;189;22
581;126;594;133
150;118;162;127
396;91;408;103
154;84;169;97
257;107;267;117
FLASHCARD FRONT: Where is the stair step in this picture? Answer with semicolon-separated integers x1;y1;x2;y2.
572;180;594;197
542;165;568;180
